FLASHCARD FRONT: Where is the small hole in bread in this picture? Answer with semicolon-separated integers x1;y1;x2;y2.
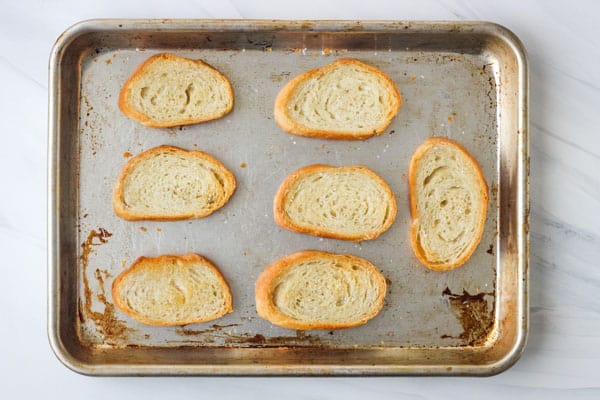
440;200;448;207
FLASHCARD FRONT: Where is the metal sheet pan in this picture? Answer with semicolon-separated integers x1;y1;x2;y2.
48;19;529;376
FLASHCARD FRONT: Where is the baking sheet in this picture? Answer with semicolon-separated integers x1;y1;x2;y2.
49;20;528;375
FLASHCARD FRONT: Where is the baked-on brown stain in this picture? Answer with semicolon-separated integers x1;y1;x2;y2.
176;324;322;347
80;228;129;342
123;151;133;158
223;330;322;347
176;323;240;336
442;287;495;346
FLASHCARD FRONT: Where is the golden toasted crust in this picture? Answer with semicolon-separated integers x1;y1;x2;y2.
118;53;234;128
274;58;402;140
111;253;233;326
273;164;397;241
408;137;489;271
113;145;236;221
255;250;387;330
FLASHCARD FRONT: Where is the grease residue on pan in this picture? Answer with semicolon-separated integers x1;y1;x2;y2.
441;287;495;346
78;228;130;345
175;324;323;347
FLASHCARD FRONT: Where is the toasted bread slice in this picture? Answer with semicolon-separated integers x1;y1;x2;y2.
255;250;386;330
119;53;233;127
409;137;489;271
112;254;233;326
113;145;236;221
274;165;397;241
274;58;401;140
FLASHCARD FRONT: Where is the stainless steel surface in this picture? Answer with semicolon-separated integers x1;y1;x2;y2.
48;19;529;376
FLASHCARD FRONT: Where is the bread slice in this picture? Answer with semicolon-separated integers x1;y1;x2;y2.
112;254;233;326
113;145;236;221
118;53;234;127
409;137;489;271
255;250;386;330
274;58;402;140
274;165;397;241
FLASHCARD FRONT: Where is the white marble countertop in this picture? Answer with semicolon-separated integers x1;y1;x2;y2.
1;0;599;398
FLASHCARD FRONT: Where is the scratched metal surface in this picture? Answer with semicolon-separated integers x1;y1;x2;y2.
49;20;527;375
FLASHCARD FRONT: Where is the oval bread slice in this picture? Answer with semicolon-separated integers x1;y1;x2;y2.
113;145;236;221
112;254;233;326
274;58;402;140
255;250;386;330
274;165;397;241
409;137;489;271
119;53;234;127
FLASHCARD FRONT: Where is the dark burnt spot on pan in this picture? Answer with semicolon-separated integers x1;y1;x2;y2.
441;287;495;346
243;334;266;344
176;323;240;336
482;62;493;72
227;330;323;347
78;299;86;323
246;36;274;51
176;325;322;347
486;244;494;255
80;228;129;343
